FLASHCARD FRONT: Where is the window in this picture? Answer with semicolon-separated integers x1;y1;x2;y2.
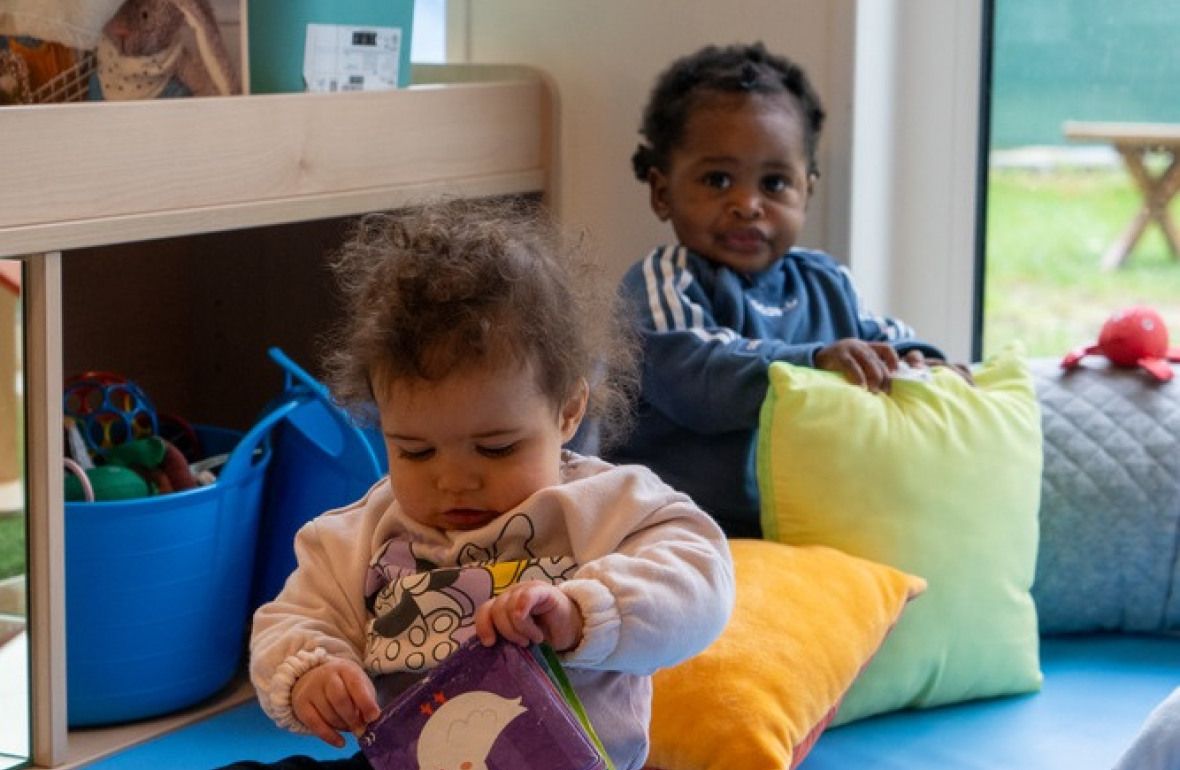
981;0;1180;358
412;0;447;63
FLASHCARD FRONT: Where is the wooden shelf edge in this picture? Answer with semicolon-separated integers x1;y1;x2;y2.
0;169;545;258
1;75;550;253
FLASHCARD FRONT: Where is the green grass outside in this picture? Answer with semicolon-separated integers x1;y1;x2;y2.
0;514;25;581
0;349;23;581
983;165;1180;358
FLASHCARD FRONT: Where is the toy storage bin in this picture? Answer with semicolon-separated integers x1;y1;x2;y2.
65;400;299;727
251;348;385;608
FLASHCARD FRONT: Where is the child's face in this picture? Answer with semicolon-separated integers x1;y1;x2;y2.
376;360;587;531
648;92;814;274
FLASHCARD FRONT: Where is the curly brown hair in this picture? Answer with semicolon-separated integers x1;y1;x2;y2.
321;198;638;451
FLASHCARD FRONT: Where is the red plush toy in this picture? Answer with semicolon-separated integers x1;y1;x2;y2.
1061;306;1180;382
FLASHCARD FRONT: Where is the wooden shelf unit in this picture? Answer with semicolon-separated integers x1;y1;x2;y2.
0;64;554;768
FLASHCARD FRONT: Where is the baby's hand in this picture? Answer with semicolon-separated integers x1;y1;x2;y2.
475;581;584;653
901;350;975;386
814;339;900;393
291;657;381;748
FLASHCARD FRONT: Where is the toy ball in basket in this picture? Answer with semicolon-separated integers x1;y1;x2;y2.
62;371;214;503
63;396;302;726
63;370;158;458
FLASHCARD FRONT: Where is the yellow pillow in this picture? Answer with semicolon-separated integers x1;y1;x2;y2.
646;539;926;770
757;347;1043;725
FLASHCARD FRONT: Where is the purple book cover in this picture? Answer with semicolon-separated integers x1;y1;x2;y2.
359;638;608;770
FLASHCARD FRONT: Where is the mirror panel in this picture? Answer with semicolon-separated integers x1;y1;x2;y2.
0;257;29;768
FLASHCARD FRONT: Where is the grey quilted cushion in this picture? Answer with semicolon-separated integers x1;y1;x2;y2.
1030;357;1180;634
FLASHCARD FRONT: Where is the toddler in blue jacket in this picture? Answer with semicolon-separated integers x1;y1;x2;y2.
606;42;958;537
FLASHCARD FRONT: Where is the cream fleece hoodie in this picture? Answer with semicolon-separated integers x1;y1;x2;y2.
249;452;734;770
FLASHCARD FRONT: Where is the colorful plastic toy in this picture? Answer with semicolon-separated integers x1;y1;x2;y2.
63;371;158;457
106;436;199;494
1061;306;1180;382
64;463;151;502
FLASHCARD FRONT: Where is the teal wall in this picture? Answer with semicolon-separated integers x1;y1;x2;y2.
991;0;1180;148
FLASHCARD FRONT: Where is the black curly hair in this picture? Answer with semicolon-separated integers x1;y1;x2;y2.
632;42;826;182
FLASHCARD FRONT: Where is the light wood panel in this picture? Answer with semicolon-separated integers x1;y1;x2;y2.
0;74;547;257
25;253;66;768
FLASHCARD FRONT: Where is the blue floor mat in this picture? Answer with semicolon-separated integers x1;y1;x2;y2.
804;634;1180;769
84;701;357;770
87;634;1179;769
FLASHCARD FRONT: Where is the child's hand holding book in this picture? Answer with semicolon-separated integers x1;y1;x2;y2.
475;581;584;653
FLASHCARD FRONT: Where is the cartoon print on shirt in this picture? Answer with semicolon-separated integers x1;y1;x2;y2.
364;513;578;674
457;514;578;588
367;565;489;671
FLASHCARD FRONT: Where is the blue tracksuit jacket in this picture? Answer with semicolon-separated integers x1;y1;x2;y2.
605;244;943;537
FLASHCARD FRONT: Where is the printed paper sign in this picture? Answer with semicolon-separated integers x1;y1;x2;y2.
303;23;402;92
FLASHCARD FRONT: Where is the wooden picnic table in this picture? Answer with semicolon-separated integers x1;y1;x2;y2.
1063;120;1180;270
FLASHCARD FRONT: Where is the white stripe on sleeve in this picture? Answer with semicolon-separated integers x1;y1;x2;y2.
641;248;669;332
644;246;739;343
660;247;688;330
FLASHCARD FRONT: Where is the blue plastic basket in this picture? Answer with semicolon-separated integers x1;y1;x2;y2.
250;348;385;609
65;400;299;727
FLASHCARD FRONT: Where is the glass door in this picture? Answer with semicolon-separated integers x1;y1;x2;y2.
0;257;28;767
981;0;1180;357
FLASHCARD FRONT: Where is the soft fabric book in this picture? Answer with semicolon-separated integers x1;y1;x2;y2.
359;638;613;770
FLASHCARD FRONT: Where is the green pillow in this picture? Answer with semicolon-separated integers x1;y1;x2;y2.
757;346;1043;724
